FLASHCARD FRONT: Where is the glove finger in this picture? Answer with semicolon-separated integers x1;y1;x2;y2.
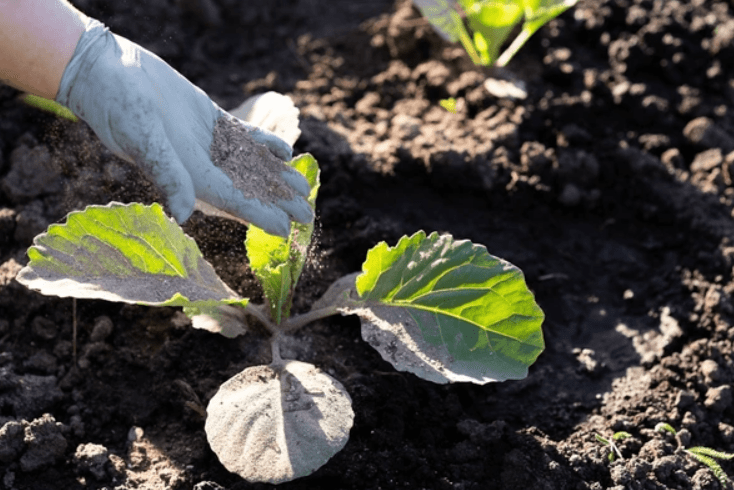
148;153;196;224
276;195;314;225
280;168;311;197
231;198;292;237
113;117;196;224
249;127;293;162
191;162;293;236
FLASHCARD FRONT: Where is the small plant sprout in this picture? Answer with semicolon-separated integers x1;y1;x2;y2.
439;97;459;113
656;422;734;487
413;0;578;67
595;432;632;462
16;154;545;483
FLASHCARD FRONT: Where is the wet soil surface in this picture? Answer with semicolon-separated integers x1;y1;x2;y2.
3;0;734;488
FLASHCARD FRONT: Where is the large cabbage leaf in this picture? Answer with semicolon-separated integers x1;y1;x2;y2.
349;231;545;384
16;202;249;336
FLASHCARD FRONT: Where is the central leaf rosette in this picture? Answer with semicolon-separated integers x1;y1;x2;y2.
245;154;320;324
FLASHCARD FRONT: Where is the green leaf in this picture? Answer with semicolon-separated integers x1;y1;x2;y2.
245;154;320;324
518;0;578;58
439;98;458;113
655;422;677;436
462;0;524;64
595;434;610;445
413;0;466;42
353;231;545;384
17;202;248;315
20;94;79;122
688;447;734;461
522;0;577;31
687;451;730;486
473;31;491;65
613;431;632;441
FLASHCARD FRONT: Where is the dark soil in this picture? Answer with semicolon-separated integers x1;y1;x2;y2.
3;0;734;489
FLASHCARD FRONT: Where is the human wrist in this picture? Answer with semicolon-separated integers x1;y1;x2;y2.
0;0;86;99
55;18;109;118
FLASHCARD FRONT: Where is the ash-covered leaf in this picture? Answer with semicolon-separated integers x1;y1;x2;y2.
205;361;353;483
350;231;545;384
16;202;248;330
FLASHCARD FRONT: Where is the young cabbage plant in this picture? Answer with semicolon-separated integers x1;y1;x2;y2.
413;0;578;67
16;154;545;484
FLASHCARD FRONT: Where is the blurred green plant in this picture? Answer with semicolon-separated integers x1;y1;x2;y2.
20;94;79;122
595;431;632;462
413;0;578;67
439;97;458;113
656;422;734;487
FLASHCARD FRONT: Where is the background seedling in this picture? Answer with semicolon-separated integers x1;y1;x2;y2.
413;0;578;67
440;97;459;113
656;422;734;487
595;431;632;462
16;154;545;483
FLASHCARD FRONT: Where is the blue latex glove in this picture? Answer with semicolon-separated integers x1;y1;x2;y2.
56;19;312;237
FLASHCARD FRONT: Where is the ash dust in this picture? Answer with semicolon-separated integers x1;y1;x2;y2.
43;118;161;217
210;115;296;205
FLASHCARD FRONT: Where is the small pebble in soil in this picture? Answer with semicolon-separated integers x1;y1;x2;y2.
704;385;732;412
700;359;721;384
719;422;734;445
69;415;84;438
19;414;68;472
609;463;632;486
73;443;110;480
675;428;692;447
675;390;696;409
574;348;603;375
558;183;582;206
2;471;14;488
193;482;226;490
683;117;734;153
22;351;58;374
31;316;57;340
90;316;114;342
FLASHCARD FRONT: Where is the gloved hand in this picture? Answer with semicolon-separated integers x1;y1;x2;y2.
55;18;312;237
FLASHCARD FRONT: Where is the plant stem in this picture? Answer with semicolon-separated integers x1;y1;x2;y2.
72;298;78;367
457;26;484;65
270;334;283;365
495;25;536;67
280;305;343;334
244;303;277;334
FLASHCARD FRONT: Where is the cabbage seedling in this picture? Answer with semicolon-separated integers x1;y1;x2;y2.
413;0;578;67
16;154;545;484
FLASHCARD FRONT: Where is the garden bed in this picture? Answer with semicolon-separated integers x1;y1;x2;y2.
2;0;734;488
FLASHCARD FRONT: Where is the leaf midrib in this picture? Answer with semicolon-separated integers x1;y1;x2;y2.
77;212;186;276
367;299;543;347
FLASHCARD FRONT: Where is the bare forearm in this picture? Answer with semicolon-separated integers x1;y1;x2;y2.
0;0;87;99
